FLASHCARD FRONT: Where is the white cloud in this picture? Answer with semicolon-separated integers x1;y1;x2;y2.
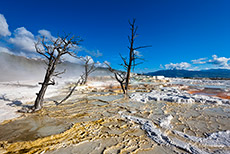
0;14;106;65
0;46;13;54
62;45;102;58
170;55;230;70
95;61;109;68
192;55;230;68
38;29;56;40
79;56;94;64
134;50;142;57
191;57;207;64
8;27;36;52
62;54;94;65
0;14;11;37
83;48;102;57
62;54;83;64
79;46;103;57
207;55;230;67
63;54;108;68
165;62;191;70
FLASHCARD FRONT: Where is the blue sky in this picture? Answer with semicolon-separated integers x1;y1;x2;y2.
0;0;230;72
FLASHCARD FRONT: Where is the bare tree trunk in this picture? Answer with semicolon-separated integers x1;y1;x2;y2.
115;73;126;94
124;20;135;93
124;67;130;94
120;82;126;94
84;74;88;84
34;79;49;110
34;56;59;110
106;19;150;96
84;63;88;84
79;56;95;85
125;54;132;93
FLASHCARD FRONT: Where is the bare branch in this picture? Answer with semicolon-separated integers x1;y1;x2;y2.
87;64;96;74
132;62;143;66
119;53;128;66
35;42;50;60
105;62;115;72
47;79;55;85
64;51;78;58
46;51;56;60
133;45;152;50
55;78;81;105
120;63;128;69
41;37;50;52
39;79;55;86
53;69;66;77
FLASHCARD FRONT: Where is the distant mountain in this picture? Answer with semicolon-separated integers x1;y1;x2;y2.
0;52;111;81
145;69;230;78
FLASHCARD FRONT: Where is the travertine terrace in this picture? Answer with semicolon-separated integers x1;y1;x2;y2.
0;76;230;154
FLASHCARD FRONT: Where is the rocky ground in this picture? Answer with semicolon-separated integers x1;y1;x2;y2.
0;76;230;154
131;87;230;105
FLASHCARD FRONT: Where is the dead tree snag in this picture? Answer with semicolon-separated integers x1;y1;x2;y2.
32;34;82;111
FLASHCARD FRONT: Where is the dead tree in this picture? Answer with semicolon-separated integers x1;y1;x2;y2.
106;64;126;94
55;74;84;105
79;56;96;85
107;19;150;95
54;56;96;106
54;56;95;105
32;34;82;111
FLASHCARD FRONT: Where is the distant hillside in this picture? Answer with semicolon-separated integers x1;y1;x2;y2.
0;52;111;81
145;69;230;78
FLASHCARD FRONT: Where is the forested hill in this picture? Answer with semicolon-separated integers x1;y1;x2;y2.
145;69;230;78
